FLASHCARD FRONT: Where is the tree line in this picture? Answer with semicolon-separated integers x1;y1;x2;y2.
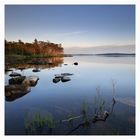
5;39;64;57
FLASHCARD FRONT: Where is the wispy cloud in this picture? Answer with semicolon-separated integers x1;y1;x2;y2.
52;31;87;37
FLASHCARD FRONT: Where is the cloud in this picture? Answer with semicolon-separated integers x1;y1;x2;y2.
52;31;86;37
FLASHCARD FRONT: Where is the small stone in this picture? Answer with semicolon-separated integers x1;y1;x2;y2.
73;62;78;65
32;68;40;72
9;72;21;77
53;77;61;83
9;76;26;85
55;74;64;78
61;73;73;76
61;76;71;82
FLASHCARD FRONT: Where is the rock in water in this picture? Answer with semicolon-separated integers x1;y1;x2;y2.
9;76;26;85
61;76;71;82
55;74;64;78
61;73;73;76
5;76;39;101
53;77;61;83
9;72;21;77
73;62;78;65
32;68;40;72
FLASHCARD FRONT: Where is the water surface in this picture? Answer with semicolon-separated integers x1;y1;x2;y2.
5;55;135;135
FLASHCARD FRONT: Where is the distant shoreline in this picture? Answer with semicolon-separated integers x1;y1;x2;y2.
64;53;135;57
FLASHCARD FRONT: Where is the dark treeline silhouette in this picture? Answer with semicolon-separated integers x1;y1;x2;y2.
5;39;64;57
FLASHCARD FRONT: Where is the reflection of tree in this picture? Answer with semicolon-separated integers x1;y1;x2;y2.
5;57;64;71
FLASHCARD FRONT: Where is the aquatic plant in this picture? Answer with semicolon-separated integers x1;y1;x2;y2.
24;111;54;134
24;82;117;134
81;100;89;116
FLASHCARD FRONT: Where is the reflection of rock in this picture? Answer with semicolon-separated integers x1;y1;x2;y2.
9;76;26;85
53;77;61;83
5;84;31;101
22;76;39;87
61;76;71;82
5;76;39;101
9;72;21;77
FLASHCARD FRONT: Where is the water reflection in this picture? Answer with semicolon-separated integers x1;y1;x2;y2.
5;57;64;101
5;57;63;71
5;56;135;135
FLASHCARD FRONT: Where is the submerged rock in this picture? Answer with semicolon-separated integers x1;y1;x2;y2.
61;76;71;82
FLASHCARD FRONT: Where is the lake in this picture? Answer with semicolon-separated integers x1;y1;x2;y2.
5;55;135;135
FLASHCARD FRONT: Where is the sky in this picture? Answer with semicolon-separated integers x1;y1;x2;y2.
5;5;135;53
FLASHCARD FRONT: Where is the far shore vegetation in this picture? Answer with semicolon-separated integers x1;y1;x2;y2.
5;39;64;59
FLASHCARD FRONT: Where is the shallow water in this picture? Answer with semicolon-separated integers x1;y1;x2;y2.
5;55;135;135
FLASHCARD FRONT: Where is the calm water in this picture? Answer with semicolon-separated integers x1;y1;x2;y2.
5;55;135;135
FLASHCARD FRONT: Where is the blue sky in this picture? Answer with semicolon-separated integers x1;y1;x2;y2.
5;5;135;49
